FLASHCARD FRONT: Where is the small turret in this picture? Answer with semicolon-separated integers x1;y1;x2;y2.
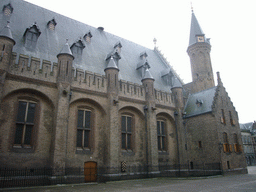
141;68;155;102
56;40;74;84
105;56;119;96
0;21;15;71
171;77;184;108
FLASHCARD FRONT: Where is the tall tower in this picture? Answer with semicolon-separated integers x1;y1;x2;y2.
187;10;215;93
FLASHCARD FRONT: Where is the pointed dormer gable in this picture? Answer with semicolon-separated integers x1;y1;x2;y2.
189;11;210;46
140;51;148;59
2;3;13;16
23;23;41;49
114;41;122;54
84;31;92;43
70;38;85;56
47;18;57;30
106;42;122;67
137;51;151;78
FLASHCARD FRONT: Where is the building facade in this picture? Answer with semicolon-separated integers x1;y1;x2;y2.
0;0;247;180
240;122;256;165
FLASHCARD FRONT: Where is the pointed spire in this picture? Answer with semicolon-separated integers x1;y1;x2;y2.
142;68;154;81
105;56;119;71
57;39;74;59
172;77;182;88
0;21;15;44
189;11;205;46
217;71;223;85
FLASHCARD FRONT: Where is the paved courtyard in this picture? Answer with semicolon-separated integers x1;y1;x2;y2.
1;166;256;192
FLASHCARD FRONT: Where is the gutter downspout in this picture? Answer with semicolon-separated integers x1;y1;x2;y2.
144;105;149;176
174;111;180;176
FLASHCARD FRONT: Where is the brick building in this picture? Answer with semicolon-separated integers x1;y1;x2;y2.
0;0;247;181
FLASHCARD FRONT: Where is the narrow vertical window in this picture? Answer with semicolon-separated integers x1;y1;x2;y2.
221;109;226;125
76;110;91;149
121;115;132;150
233;133;241;153
223;132;230;153
229;111;235;126
198;141;202;148
14;101;36;147
157;120;166;151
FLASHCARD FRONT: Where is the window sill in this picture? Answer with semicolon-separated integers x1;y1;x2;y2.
76;148;92;155
122;150;135;156
11;146;34;153
158;151;169;155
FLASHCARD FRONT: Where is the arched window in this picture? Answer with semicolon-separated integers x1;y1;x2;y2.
76;109;92;149
121;115;133;151
157;119;167;151
14;100;37;148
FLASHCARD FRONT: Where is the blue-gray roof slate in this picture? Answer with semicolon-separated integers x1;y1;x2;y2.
0;0;182;92
184;86;216;118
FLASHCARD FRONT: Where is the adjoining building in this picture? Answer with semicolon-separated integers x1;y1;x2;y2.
0;0;247;184
240;122;256;165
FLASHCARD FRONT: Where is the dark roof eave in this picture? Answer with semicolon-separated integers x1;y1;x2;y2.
56;53;74;59
0;35;15;45
183;111;212;119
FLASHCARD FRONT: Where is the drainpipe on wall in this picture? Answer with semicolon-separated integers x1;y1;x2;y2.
144;105;149;176
174;110;180;176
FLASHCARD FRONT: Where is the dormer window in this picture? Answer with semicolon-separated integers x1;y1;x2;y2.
114;42;122;54
84;31;92;43
3;3;13;16
140;52;148;60
47;19;57;31
71;39;85;60
24;23;41;49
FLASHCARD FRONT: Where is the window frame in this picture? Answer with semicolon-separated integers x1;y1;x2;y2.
11;98;40;152
13;100;37;148
157;119;167;152
121;114;134;151
76;108;93;150
223;132;231;153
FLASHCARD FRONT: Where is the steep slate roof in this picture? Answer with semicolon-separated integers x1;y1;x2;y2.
184;86;217;118
189;11;210;46
240;122;253;131
0;0;182;92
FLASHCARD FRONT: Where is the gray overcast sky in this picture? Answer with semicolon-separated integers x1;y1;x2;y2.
25;0;256;124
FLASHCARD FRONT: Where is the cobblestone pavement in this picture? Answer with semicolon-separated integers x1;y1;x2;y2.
1;166;256;192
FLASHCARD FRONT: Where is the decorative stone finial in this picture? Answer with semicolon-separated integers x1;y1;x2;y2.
191;2;194;12
153;38;157;48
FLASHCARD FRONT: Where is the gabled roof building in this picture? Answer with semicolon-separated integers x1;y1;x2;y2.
0;0;247;184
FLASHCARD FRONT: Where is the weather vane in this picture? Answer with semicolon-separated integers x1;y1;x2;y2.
191;2;194;12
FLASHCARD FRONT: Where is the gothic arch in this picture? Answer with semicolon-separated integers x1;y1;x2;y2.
2;88;55;109
70;98;106;115
119;105;144;119
156;112;175;124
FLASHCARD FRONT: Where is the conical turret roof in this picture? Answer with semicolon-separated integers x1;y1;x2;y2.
0;21;15;44
142;68;154;81
189;11;204;46
105;56;119;71
57;40;74;59
172;77;182;88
